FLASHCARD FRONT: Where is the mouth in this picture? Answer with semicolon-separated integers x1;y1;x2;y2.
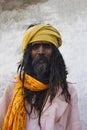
39;59;44;63
39;60;48;67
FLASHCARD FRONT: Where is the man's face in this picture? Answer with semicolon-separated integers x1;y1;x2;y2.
31;41;52;58
31;41;52;83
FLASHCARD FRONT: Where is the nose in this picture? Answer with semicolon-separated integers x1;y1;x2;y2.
38;45;45;54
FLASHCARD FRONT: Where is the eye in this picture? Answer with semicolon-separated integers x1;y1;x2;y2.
43;44;52;49
32;44;40;50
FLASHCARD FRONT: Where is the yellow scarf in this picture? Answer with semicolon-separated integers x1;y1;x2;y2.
2;74;48;130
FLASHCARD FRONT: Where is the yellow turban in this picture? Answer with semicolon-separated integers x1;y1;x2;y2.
22;24;62;52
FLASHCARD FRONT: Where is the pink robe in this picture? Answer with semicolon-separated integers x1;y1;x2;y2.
0;82;82;130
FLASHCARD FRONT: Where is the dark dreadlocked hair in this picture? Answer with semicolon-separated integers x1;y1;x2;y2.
17;24;71;128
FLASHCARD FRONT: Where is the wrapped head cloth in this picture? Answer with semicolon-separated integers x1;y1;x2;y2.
22;24;62;52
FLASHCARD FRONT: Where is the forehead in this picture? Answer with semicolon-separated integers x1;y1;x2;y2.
31;41;52;46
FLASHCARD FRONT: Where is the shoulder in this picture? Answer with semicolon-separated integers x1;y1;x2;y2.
4;78;16;101
56;82;78;104
56;82;78;100
67;82;78;97
67;82;79;104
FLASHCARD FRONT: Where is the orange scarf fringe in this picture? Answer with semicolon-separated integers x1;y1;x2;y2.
2;74;48;130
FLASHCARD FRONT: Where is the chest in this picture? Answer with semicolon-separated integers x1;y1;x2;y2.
26;100;69;130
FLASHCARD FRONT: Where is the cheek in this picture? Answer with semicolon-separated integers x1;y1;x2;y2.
31;50;37;59
46;49;52;57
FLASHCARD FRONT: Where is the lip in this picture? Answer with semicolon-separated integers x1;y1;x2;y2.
39;60;45;63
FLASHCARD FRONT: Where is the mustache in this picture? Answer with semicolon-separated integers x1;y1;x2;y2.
32;54;50;66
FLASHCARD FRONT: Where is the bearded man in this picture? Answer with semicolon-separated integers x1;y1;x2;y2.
0;24;82;130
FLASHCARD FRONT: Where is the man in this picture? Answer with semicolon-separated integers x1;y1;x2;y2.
0;24;82;130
